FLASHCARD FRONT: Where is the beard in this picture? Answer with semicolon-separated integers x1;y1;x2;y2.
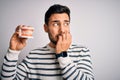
48;33;58;45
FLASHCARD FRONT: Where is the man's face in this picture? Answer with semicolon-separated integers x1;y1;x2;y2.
44;13;70;45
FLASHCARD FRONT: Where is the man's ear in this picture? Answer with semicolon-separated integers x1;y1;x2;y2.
44;24;48;33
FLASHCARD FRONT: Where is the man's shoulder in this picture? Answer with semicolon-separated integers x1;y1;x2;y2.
69;44;90;52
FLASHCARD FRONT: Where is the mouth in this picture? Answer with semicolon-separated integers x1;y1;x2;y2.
49;33;64;45
56;34;62;40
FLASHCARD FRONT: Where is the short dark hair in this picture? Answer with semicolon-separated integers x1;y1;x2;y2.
44;4;70;25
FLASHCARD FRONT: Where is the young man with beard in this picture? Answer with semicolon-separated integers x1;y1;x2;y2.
1;4;94;80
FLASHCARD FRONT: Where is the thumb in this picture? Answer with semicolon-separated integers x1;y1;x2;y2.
20;38;28;44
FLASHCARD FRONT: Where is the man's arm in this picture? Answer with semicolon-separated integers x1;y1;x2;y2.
55;32;94;80
1;25;29;80
58;48;94;80
1;49;28;80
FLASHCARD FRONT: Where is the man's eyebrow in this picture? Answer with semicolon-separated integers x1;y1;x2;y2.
51;20;70;23
64;20;70;22
51;20;60;23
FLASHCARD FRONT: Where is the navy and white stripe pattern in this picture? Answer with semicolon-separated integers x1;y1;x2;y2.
1;44;94;80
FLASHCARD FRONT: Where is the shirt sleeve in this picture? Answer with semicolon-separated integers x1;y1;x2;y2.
1;49;28;80
57;49;94;80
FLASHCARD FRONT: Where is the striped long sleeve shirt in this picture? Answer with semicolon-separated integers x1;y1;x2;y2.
1;44;94;80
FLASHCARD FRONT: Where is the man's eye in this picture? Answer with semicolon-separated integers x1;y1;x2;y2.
64;23;69;26
53;23;59;26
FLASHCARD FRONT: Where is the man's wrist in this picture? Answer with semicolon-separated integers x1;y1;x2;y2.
8;48;21;54
55;51;67;59
6;48;21;61
56;50;62;54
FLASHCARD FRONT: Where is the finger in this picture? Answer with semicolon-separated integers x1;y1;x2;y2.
11;32;18;39
62;33;65;41
22;25;26;27
22;25;29;29
28;26;32;27
15;25;20;32
66;32;72;41
16;25;28;32
11;32;20;40
20;38;28;43
66;32;69;40
62;33;66;41
58;35;62;43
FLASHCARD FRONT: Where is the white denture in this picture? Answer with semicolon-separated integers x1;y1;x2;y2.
19;26;34;38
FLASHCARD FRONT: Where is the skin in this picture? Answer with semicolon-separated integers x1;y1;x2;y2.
9;13;72;54
44;13;72;53
9;25;28;51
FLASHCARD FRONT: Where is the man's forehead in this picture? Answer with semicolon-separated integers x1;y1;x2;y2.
49;13;69;21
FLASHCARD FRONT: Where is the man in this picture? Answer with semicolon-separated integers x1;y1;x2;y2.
1;4;94;80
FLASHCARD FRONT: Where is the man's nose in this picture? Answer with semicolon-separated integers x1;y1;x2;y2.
59;24;65;34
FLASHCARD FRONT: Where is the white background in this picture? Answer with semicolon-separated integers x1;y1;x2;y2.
0;0;120;80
